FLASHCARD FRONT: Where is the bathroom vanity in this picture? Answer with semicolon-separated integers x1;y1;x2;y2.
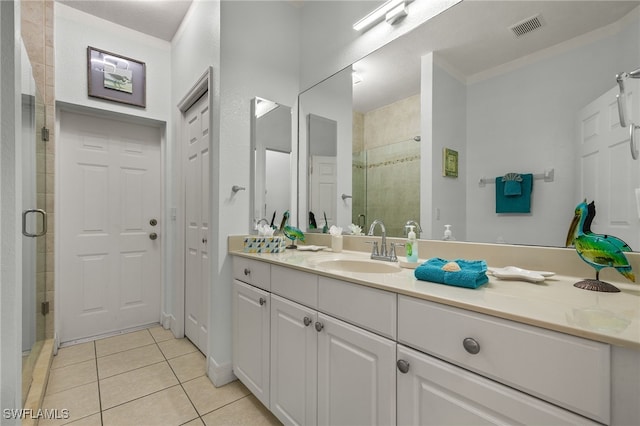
229;237;639;426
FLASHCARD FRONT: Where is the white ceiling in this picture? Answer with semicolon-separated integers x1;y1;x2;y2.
353;1;640;112
56;0;193;41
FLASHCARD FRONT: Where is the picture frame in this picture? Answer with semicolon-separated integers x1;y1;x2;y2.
87;46;146;108
443;148;458;178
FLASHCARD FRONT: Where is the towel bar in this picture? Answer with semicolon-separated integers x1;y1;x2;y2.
479;169;554;186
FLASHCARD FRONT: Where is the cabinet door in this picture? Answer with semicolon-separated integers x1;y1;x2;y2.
270;295;317;426
396;344;599;426
232;280;270;407
317;313;396;426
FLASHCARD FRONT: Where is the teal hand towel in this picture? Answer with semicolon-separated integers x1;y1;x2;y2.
414;258;489;289
504;179;522;196
496;173;533;213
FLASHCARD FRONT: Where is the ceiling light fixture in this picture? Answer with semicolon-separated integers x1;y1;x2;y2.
353;0;411;32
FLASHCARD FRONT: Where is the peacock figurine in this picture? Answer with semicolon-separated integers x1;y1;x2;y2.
566;200;635;292
279;210;305;249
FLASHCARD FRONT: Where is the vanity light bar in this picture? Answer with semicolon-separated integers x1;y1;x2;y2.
353;0;411;31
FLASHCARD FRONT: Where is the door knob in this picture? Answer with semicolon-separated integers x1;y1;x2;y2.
397;359;410;374
149;232;158;240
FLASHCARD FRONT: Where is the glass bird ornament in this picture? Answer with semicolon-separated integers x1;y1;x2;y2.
566;200;635;292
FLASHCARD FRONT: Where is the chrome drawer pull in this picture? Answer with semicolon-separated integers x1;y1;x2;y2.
397;359;410;374
244;268;251;276
463;337;481;354
259;297;266;306
314;322;324;332
303;317;312;326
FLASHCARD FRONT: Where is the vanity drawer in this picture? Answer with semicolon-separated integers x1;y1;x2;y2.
233;257;271;291
398;296;610;424
318;277;396;339
271;265;318;309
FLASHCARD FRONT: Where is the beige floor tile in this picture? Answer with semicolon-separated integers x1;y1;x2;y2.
182;377;250;416
99;362;179;409
40;382;100;426
181;418;205;426
158;338;198;360
149;325;175;343
51;342;95;370
201;395;281;426
102;385;198;426
97;344;165;379
95;329;155;358
168;351;206;383
46;359;97;395
65;413;102;426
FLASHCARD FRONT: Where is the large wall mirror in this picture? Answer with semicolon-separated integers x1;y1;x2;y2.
299;0;640;250
251;97;293;230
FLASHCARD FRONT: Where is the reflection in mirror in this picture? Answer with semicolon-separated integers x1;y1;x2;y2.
308;113;337;231
250;97;292;231
300;0;640;249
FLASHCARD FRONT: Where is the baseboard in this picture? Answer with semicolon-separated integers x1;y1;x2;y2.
208;355;236;387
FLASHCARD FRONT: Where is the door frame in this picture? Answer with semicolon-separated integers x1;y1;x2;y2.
174;68;213;345
54;102;167;348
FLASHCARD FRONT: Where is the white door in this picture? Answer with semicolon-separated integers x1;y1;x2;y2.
184;93;210;353
232;280;270;407
317;313;396;426
577;80;640;249
59;110;161;343
270;295;317;426
310;156;337;228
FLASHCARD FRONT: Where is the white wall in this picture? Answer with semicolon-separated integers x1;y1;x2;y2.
0;0;23;419
55;4;171;122
466;13;640;246
172;0;301;385
432;60;467;241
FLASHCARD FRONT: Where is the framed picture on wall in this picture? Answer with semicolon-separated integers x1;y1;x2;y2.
443;148;458;178
87;46;146;108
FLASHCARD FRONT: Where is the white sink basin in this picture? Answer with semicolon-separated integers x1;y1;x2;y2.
315;259;402;274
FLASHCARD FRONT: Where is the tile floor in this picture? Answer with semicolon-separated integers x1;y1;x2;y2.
41;326;281;426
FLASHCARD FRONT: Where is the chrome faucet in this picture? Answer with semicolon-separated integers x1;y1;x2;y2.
367;219;397;262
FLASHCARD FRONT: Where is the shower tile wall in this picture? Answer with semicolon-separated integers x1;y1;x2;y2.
352;95;420;236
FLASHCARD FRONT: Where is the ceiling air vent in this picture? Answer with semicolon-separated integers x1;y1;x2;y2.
510;15;543;37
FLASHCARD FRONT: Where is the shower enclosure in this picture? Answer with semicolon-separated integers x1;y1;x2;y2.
352;137;421;237
21;44;49;405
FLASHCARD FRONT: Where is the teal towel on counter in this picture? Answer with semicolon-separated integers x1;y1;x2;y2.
496;173;533;213
414;258;489;289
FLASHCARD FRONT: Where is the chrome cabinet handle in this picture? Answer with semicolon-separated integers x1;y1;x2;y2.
149;232;158;240
202;237;207;244
259;297;266;306
303;317;312;326
22;209;47;237
397;359;410;374
149;218;158;226
314;322;324;332
463;337;481;354
244;268;251;276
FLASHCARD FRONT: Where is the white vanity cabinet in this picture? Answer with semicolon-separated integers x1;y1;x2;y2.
269;266;397;426
398;295;609;425
232;261;271;407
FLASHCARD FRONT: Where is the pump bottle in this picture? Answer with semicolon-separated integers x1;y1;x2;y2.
406;225;418;263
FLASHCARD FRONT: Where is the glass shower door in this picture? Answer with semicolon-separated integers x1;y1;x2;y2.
21;46;48;405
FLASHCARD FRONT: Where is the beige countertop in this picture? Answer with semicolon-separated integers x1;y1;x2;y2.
229;236;640;350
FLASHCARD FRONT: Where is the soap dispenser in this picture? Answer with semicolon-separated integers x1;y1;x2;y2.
443;224;453;241
406;225;418;263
